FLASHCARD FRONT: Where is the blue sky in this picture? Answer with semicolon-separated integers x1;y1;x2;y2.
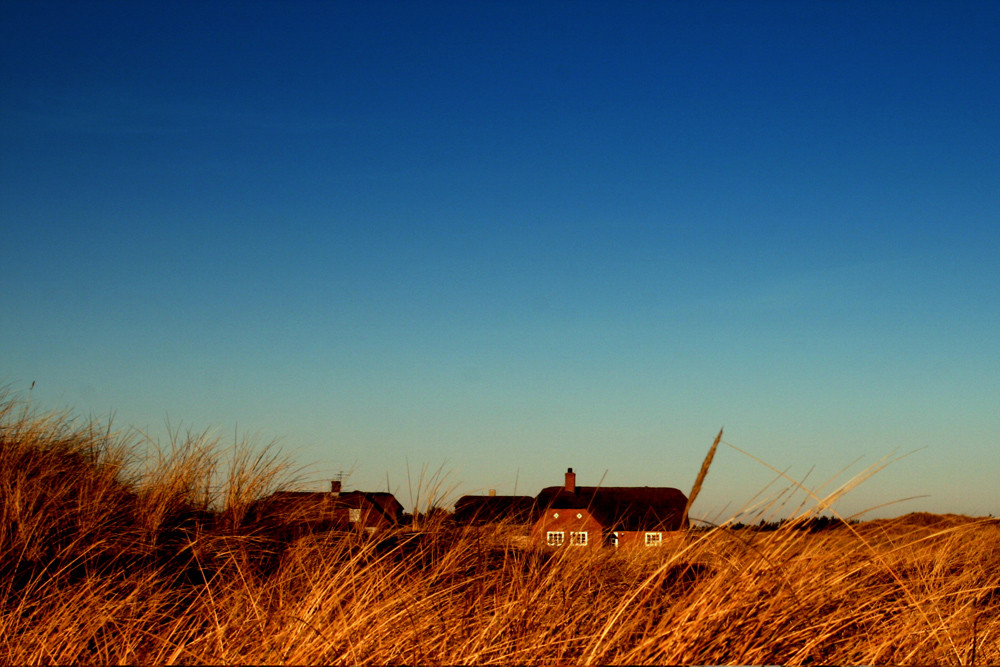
3;1;998;520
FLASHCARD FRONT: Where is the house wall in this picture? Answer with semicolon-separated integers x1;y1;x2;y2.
332;499;398;533
532;509;604;548
611;530;671;549
355;500;394;532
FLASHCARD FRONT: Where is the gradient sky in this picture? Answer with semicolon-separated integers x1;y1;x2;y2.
3;1;998;521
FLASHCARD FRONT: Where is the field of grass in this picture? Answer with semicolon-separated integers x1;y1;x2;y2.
3;392;999;665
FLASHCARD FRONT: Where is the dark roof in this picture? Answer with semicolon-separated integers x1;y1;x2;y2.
355;491;404;523
254;491;329;521
536;486;687;531
255;490;403;524
453;495;536;524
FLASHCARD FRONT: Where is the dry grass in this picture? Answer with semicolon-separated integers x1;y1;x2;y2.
682;426;723;527
2;393;999;665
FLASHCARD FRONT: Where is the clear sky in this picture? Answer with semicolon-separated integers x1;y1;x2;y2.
3;1;998;521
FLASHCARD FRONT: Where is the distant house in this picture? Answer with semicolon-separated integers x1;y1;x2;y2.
532;468;687;548
453;490;536;525
253;480;403;537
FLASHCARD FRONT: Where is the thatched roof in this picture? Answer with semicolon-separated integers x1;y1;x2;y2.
254;490;403;525
536;486;687;531
453;495;536;525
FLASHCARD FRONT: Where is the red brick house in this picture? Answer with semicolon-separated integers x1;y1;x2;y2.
253;480;403;536
532;468;687;548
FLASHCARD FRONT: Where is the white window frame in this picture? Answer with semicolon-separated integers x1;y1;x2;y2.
644;532;662;547
569;531;588;546
546;531;565;546
348;508;361;523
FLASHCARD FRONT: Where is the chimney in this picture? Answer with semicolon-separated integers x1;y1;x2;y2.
330;479;342;497
488;489;496;497
564;467;576;494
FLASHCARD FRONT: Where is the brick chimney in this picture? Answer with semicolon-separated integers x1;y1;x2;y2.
564;467;576;494
330;479;342;497
488;489;496;496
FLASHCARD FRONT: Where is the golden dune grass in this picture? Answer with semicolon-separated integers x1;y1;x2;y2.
2;392;998;665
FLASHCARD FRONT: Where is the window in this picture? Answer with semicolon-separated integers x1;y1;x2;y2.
569;531;588;546
349;508;361;523
644;532;662;547
546;531;565;546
